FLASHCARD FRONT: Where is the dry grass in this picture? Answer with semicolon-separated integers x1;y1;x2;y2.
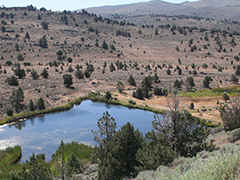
0;7;240;122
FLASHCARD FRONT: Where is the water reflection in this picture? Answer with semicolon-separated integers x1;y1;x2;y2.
0;100;155;162
8;121;26;130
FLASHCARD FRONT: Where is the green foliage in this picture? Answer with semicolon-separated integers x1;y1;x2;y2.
223;92;230;102
67;57;72;63
5;75;19;86
67;66;74;72
137;144;240;180
153;87;164;96
9;87;24;106
98;122;143;180
88;26;95;32
86;64;94;73
6;109;13;116
66;153;84;177
231;74;239;83
152;93;208;157
220;95;240;131
102;40;108;49
133;88;144;100
15;43;20;51
23;62;31;66
128;74;136;86
142;75;152;88
92;111;116;167
105;91;112;100
173;79;183;89
14;67;26;78
116;81;125;93
136;131;176;171
109;63;115;72
41;68;49;78
185;77;195;91
166;68;171;75
30;69;39;79
62;74;73;87
75;69;84;79
116;29;131;37
5;60;12;66
203;76;213;88
84;70;91;78
41;21;49;30
1;25;6;32
190;102;194;109
25;32;30;39
39;35;48;48
29;99;35;111
37;97;45;110
17;53;24;61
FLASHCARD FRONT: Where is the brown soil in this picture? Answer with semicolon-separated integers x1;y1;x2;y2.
0;8;239;122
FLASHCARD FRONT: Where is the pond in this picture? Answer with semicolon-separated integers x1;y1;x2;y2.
0;100;157;162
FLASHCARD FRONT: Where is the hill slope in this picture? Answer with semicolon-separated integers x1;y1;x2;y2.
84;0;240;21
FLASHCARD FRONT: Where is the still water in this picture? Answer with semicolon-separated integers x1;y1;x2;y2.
0;100;156;162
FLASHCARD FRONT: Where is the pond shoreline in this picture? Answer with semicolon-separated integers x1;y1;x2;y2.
0;93;164;126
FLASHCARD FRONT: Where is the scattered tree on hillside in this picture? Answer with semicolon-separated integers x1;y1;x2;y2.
102;40;108;49
203;76;213;88
142;76;152;88
39;35;48;48
15;43;20;51
17;53;24;61
37;97;45;110
41;21;49;30
29;99;35;111
185;77;195;91
173;79;183;89
75;70;84;79
62;74;73;87
9;87;24;106
231;74;239;83
5;75;19;86
128;74;136;86
105;91;112;100
30;69;39;79
109;63;115;72
116;81;125;93
14;67;26;78
166;68;171;75
41;68;49;78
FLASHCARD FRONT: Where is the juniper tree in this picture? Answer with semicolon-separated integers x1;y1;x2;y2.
29;99;35;111
185;77;195;91
75;70;84;79
14;67;26;78
116;81;125;93
220;95;240;131
62;74;73;87
203;76;213;88
41;68;49;78
31;69;39;79
98;122;143;180
37;97;45;110
9;87;24;105
128;74;136;86
92;111;117;166
152;92;208;157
